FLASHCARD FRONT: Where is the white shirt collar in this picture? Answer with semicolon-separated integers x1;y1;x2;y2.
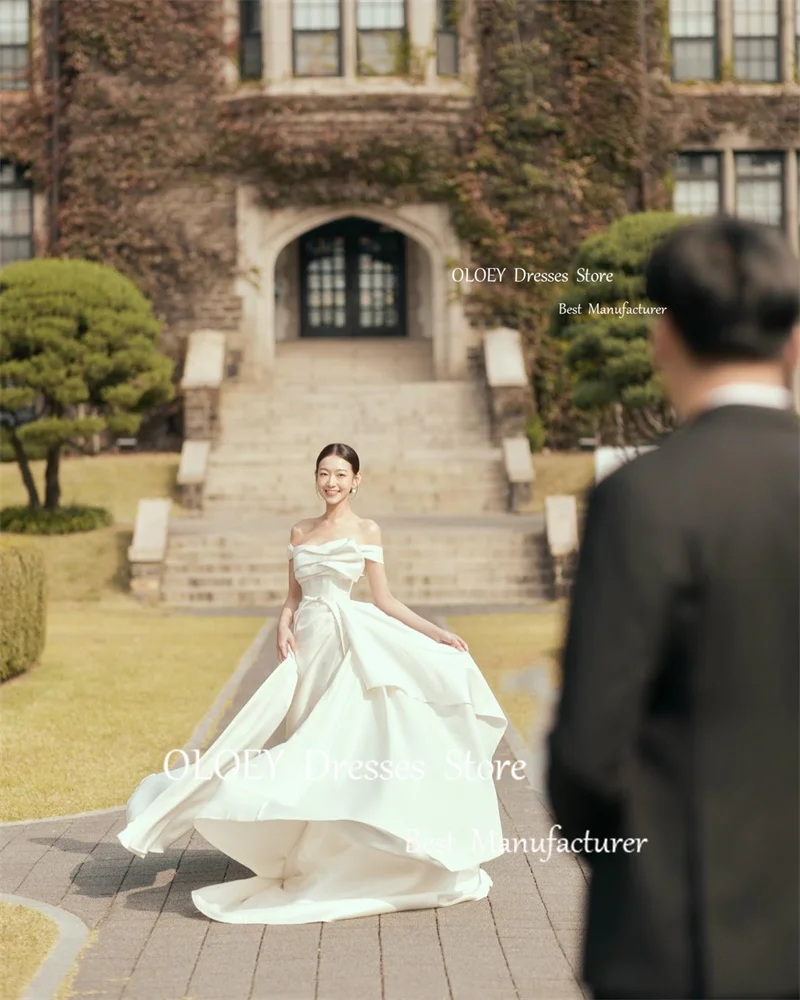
702;382;793;412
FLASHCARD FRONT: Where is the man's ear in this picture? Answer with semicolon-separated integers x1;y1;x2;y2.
783;324;800;397
784;323;800;371
650;313;671;371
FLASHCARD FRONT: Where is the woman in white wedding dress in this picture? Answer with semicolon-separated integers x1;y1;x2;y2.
117;443;508;924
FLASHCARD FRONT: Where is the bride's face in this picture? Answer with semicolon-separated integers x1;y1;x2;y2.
316;458;360;504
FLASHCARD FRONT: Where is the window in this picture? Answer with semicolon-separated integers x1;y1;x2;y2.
0;0;29;91
239;0;262;80
0;161;33;266
673;153;722;216
733;0;780;81
293;0;341;76
735;152;784;227
796;0;800;76
357;0;406;76
670;0;717;81
436;0;458;76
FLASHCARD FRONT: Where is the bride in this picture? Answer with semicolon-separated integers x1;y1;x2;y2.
117;442;509;924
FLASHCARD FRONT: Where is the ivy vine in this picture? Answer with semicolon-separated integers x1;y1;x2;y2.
2;0;792;440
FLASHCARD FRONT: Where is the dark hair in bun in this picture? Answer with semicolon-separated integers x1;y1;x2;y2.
315;443;360;475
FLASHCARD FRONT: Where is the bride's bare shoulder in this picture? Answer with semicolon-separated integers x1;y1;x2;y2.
290;518;320;545
359;519;382;545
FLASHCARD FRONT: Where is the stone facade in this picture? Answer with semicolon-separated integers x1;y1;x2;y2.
4;0;799;379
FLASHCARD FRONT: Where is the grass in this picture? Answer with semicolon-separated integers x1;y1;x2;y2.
0;452;266;822
0;604;265;821
521;451;594;513
444;608;568;744
0;452;183;523
0;901;60;1000
0;453;190;602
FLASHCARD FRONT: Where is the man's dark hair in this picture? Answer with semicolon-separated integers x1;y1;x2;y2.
645;216;800;360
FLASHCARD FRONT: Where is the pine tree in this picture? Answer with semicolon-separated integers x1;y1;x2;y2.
0;258;173;510
550;212;694;444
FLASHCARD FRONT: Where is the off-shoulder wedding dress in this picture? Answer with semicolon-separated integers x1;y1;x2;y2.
117;537;508;924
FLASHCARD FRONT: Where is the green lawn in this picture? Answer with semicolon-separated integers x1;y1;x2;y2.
523;451;594;513
445;609;567;745
0;452;182;523
0;901;60;1000
0;453;266;821
0;604;264;821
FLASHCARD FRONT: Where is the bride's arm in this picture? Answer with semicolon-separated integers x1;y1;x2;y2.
362;521;453;645
277;524;305;651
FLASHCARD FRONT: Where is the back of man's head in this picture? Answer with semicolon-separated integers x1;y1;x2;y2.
645;216;800;361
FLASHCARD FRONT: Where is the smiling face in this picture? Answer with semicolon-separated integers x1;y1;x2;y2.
316;454;361;505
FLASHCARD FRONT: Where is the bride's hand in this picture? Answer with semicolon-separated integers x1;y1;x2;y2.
277;626;296;662
435;629;469;653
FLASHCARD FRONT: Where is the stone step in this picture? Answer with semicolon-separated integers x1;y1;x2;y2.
160;585;551;607
204;473;506;491
165;543;545;560
214;434;496;450
202;499;508;515
271;340;435;382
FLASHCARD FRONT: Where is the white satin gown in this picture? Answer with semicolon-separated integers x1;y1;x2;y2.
117;537;508;924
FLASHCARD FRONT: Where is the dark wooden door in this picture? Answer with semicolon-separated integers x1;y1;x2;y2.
299;217;406;337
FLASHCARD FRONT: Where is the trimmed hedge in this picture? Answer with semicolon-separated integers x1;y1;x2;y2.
0;537;47;682
0;505;113;535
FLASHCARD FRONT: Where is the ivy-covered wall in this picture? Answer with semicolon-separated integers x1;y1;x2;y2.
1;0;797;396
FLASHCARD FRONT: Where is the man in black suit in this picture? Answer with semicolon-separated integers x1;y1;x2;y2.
547;217;800;1000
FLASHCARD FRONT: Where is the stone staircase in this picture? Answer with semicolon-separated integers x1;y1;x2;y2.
163;339;550;608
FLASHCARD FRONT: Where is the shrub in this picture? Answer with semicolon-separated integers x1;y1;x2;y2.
0;505;113;535
525;414;547;452
0;537;46;682
0;257;173;511
550;211;695;442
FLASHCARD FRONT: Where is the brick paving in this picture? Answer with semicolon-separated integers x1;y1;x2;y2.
1;618;588;1000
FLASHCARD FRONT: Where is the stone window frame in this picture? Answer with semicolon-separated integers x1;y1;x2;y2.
226;0;473;95
672;145;799;254
0;0;30;92
239;0;263;80
435;0;459;77
796;0;800;72
732;0;781;82
0;159;34;266
669;0;799;83
355;0;407;77
292;0;343;78
673;151;723;216
734;150;785;229
669;0;718;82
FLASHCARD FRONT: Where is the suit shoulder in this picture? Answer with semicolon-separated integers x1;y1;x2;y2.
595;442;670;496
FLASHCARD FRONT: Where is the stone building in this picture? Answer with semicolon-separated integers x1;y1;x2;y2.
1;1;799;607
2;0;799;381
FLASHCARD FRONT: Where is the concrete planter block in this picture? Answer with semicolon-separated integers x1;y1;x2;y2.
545;494;579;599
483;328;535;441
502;435;534;511
128;498;172;602
181;330;227;441
176;440;211;510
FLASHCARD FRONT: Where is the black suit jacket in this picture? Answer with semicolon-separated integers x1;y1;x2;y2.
547;404;800;999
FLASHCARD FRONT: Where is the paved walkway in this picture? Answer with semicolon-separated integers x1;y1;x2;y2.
1;619;588;1000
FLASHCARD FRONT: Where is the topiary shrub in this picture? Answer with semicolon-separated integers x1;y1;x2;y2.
0;257;174;512
0;537;46;682
0;505;113;535
549;211;695;443
525;414;547;452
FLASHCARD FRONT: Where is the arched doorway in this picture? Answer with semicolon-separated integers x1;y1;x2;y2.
298;216;406;338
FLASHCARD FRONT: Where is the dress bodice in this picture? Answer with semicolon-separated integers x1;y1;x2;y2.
288;537;384;603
